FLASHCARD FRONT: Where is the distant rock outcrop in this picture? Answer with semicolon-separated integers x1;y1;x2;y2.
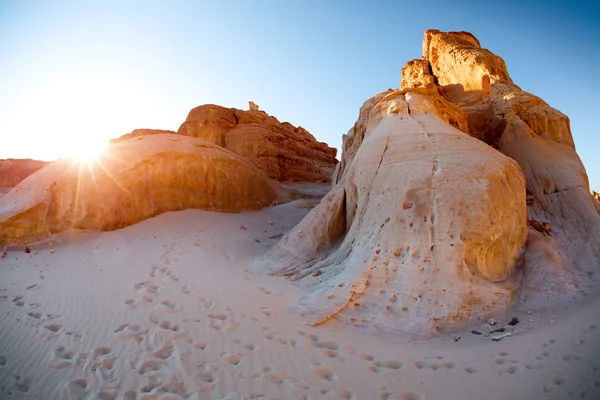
0;159;50;189
177;103;338;182
0;135;291;245
261;30;600;337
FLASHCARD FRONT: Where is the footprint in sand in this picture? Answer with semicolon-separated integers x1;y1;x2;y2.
260;305;275;317
541;377;566;394
207;310;239;332
138;358;166;374
258;286;284;296
562;353;581;362
114;323;148;341
123;390;137;400
153;344;174;359
465;366;478;374
12;296;25;307
410;358;451;372
335;389;355;399
62;379;88;398
194;342;207;350
535;351;551;360
12;375;33;394
199;297;215;309
97;387;119;400
156;299;181;314
42;323;63;339
222;352;243;366
27;311;42;319
196;362;220;386
314;367;337;382
181;285;192;295
157;320;187;340
52;345;76;369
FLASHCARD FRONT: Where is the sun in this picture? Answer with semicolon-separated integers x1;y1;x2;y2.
63;139;109;163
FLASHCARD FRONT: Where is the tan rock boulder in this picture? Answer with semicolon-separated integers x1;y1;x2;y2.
260;93;527;337
0;134;290;245
0;159;50;189
177;104;338;182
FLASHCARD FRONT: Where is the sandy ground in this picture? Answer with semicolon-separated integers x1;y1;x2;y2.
0;190;599;400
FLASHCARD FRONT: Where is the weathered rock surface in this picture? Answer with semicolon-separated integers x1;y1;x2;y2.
420;29;573;148
0;159;50;189
177;103;338;182
499;117;600;307
412;30;600;308
0;134;290;245
264;29;599;337
260;92;527;337
110;129;176;144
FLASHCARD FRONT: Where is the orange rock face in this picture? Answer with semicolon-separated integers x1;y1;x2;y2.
177;103;338;182
0;135;291;245
417;29;573;148
0;159;50;189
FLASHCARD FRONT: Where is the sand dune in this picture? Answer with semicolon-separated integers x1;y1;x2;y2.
0;190;599;399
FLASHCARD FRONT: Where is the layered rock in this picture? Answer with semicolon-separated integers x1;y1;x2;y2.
0;134;290;245
260;92;527;337
0;159;50;189
177;103;338;182
421;29;573;147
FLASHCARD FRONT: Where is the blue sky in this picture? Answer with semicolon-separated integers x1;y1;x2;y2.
1;0;599;190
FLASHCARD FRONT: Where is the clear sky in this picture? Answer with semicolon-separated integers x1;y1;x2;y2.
1;0;599;190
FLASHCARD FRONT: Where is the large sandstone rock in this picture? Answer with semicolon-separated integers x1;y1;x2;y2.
0;134;291;245
0;158;50;189
260;92;527;337
264;29;599;337
177;103;338;182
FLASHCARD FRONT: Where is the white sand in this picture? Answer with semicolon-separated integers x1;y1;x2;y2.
0;191;599;400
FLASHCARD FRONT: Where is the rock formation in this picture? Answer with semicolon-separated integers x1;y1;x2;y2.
0;134;291;245
260;90;527;337
0;158;50;189
260;30;600;336
177;103;338;182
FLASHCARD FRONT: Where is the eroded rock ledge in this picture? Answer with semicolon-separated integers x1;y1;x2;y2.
177;103;338;183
